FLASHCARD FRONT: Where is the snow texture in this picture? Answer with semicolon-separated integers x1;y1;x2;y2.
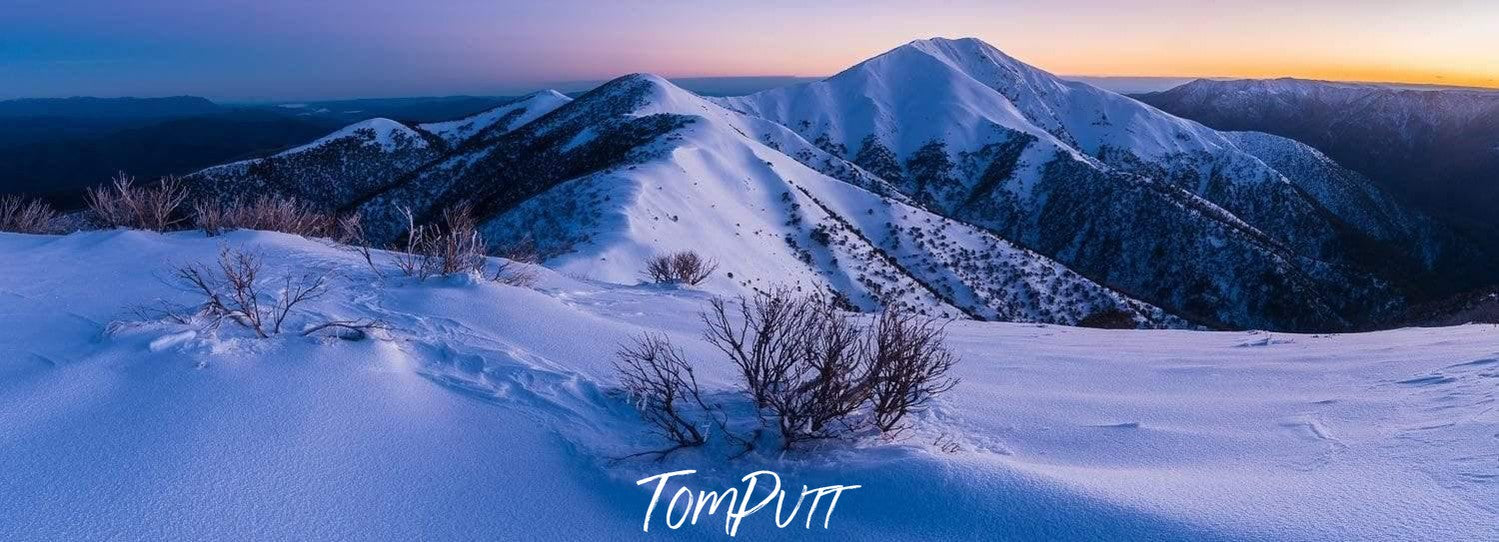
1;230;1496;540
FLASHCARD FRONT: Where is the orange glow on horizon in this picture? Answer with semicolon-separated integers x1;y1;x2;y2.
568;1;1499;92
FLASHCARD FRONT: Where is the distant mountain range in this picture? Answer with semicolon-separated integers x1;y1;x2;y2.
0;78;844;207
1135;78;1499;239
181;38;1497;332
0;96;517;206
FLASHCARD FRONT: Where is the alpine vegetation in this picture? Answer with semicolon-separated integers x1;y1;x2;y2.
0;195;59;234
617;286;961;455
193;194;339;238
390;204;490;281
643;250;719;286
613;333;715;456
6;31;1497;542
86;173;189;232
173;246;331;338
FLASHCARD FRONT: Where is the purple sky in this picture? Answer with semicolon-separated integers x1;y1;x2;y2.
3;0;1495;100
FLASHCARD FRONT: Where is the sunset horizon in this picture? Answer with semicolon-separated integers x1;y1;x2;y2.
4;3;1499;541
5;1;1496;100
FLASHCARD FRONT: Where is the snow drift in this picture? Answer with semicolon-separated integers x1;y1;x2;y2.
1;230;1496;540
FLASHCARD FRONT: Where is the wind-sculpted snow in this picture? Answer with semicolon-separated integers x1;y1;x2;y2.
1;230;1496;540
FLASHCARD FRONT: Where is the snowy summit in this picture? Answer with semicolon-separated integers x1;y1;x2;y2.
2;35;1497;542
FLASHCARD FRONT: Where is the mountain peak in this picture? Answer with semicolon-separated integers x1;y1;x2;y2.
889;36;1027;72
522;89;571;101
570;73;709;119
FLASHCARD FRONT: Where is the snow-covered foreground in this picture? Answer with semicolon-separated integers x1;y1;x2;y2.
1;230;1496;541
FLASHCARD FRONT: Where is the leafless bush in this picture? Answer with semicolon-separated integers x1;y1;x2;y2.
489;236;540;286
702;287;820;409
490;260;539;287
766;301;873;449
392;205;488;280
86;173;188;231
644;255;675;283
174;246;329;338
644;250;718;285
193;195;337;238
702;287;881;449
699;288;962;450
673;251;718;284
614;333;711;458
932;433;962;453
866;308;959;435
0;195;59;234
336;214;381;276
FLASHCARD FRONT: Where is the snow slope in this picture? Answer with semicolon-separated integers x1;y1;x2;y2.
716;37;1477;330
177;37;1476;331
363;73;1177;325
1136;77;1499;243
418;90;572;147
184;118;441;208
1;230;1496;540
183;92;572;210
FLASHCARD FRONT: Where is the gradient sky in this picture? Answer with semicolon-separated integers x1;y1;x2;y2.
3;0;1496;100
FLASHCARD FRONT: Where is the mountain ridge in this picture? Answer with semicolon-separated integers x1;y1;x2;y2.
178;37;1487;331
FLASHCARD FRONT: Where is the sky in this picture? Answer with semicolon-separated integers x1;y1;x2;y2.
2;0;1496;100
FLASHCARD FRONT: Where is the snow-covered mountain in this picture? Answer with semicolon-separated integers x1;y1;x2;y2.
418;90;572;148
186;117;440;207
716;37;1486;330
1136;78;1499;239
354;73;1179;326
185;92;573;209
181;37;1485;331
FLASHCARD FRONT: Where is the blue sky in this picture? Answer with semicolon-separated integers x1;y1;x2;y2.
3;0;1495;100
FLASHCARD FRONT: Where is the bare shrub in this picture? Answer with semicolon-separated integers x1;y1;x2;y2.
644;255;676;283
866;308;959;435
932;433;962;454
392;205;488;280
490;260;538;287
701;287;882;449
299;319;388;340
699;288;962;450
174;246;329;338
336;214;381;276
193;195;337;238
0;195;59;234
489;236;541;286
644;250;718;285
671;251;717;284
86;173;188;231
702;287;819;409
765;301;873;449
614;333;713;457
